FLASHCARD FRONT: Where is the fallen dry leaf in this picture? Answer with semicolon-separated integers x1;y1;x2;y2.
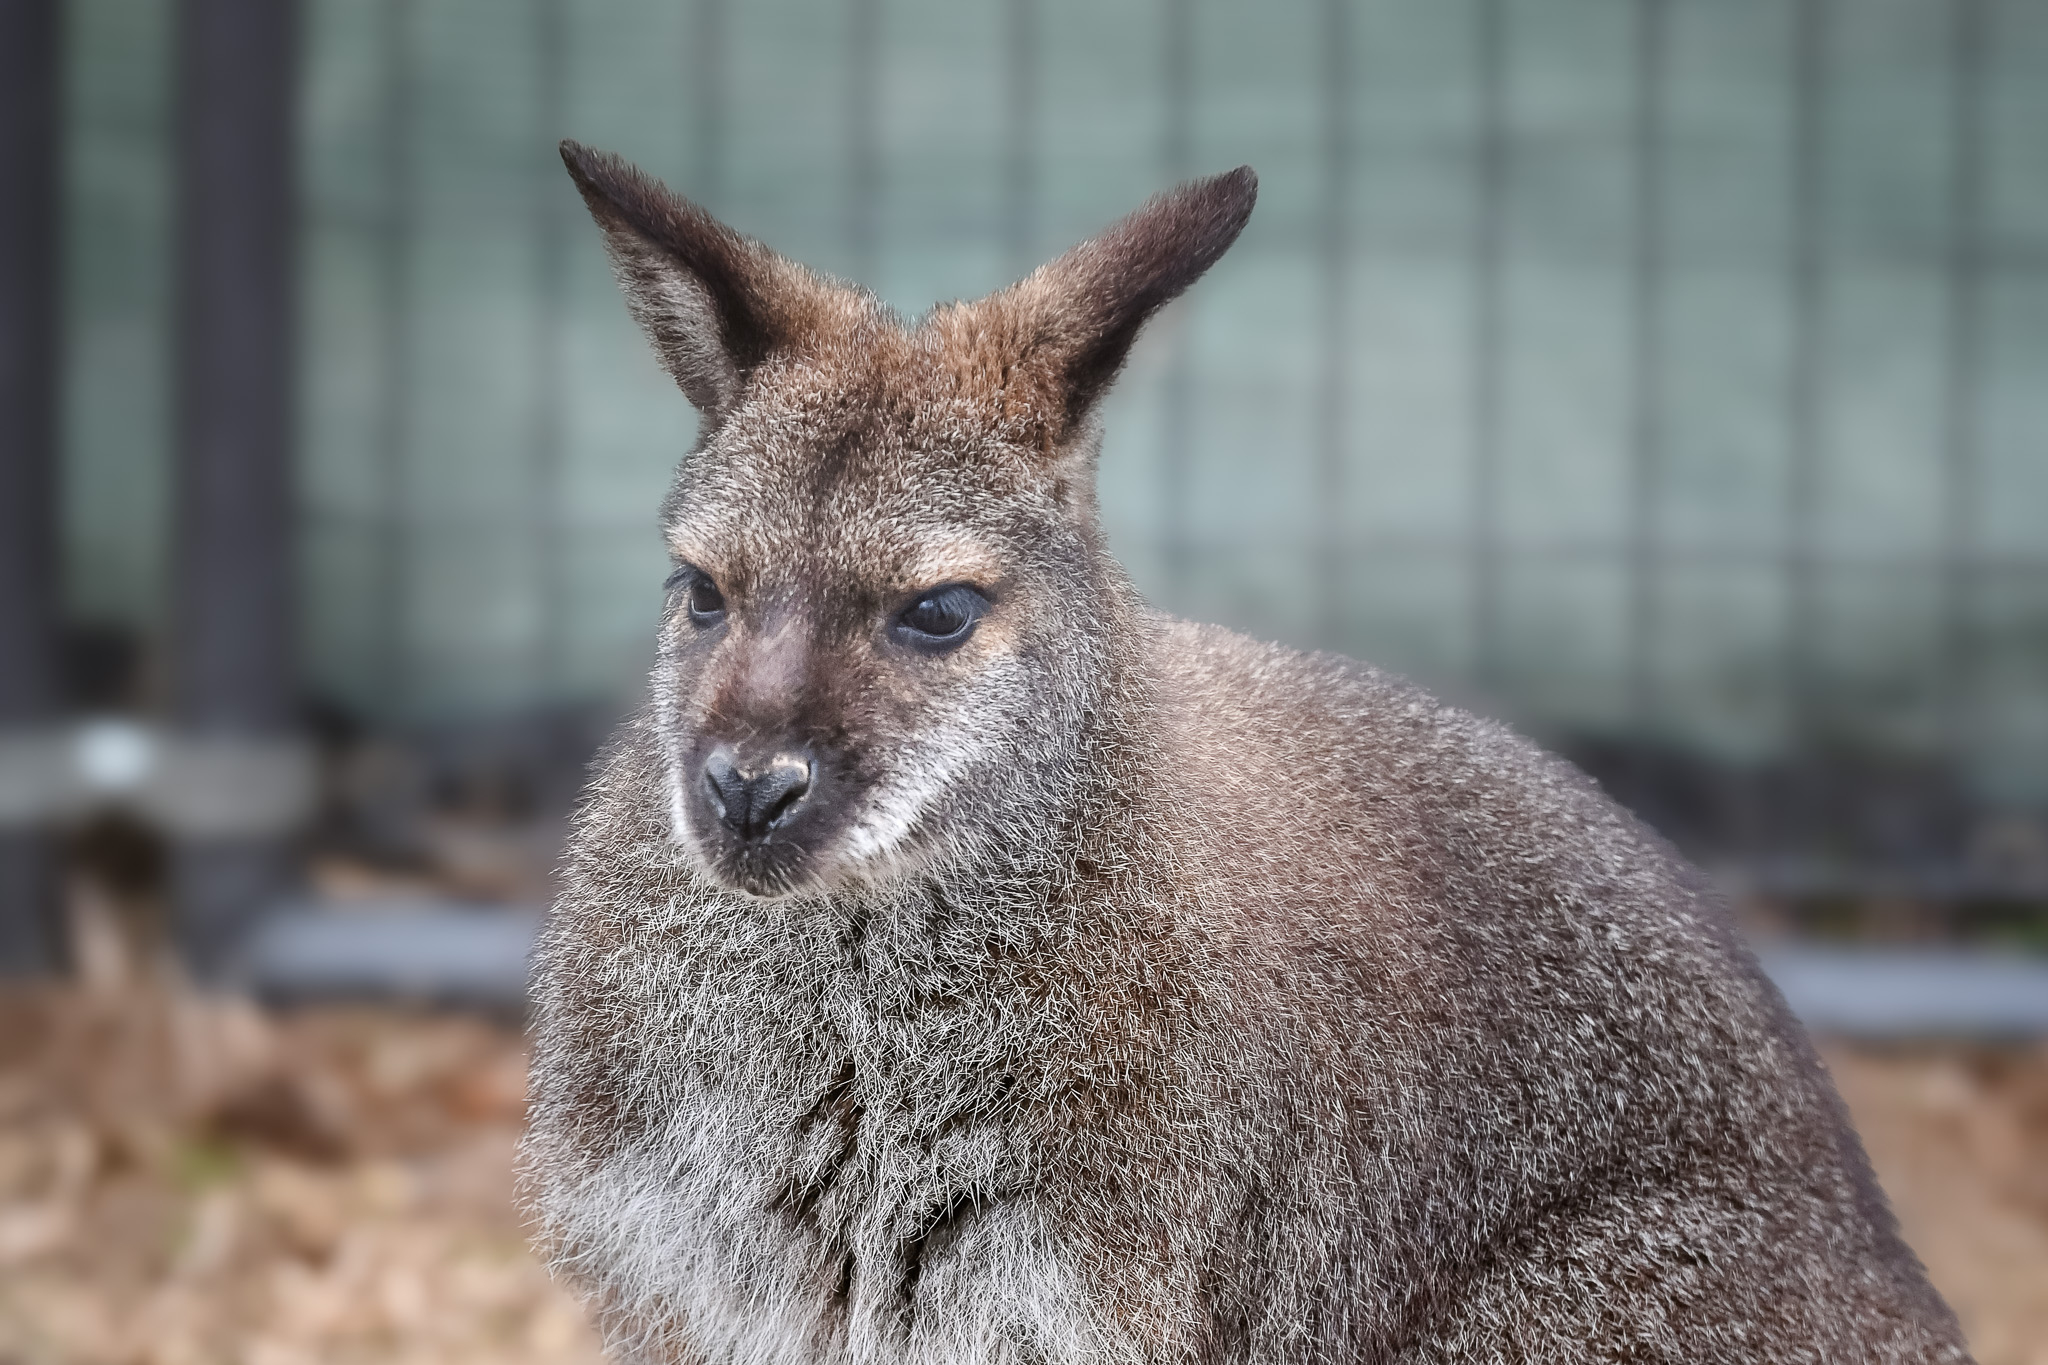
0;981;2042;1364
0;981;605;1365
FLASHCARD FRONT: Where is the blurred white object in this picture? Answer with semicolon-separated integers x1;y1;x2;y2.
74;718;157;792
0;719;314;837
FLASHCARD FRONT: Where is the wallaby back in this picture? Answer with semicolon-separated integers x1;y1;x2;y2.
524;143;1971;1365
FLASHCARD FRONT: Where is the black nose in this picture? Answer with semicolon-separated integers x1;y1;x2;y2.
701;749;813;841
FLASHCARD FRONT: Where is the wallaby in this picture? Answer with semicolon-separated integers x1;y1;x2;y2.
524;141;1971;1365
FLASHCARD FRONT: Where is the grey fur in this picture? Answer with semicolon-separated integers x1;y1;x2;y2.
525;143;1971;1364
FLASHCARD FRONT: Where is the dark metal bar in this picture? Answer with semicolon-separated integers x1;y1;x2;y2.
1159;0;1194;605
1469;0;1509;688
1784;0;1829;745
532;0;568;698
1314;0;1353;645
0;0;61;731
376;0;415;711
1161;0;1192;203
170;0;302;973
845;0;881;286
1002;0;1040;280
174;0;300;733
1778;0;1836;871
690;0;727;209
0;0;64;973
1938;0;1990;761
1625;0;1670;733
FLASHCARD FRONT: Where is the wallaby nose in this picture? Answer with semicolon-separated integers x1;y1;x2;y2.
701;748;814;842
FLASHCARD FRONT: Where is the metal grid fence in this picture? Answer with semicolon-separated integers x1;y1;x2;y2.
58;0;2048;880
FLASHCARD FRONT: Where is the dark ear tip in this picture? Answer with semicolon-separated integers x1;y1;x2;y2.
1177;165;1258;261
1206;164;1259;222
558;141;658;229
559;138;607;188
1162;165;1257;251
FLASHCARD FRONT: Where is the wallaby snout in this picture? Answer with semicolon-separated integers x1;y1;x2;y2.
699;746;814;842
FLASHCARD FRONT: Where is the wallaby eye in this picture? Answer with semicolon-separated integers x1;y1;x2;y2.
666;565;727;628
894;584;989;652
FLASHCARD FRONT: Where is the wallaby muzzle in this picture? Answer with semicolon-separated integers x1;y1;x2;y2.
700;747;814;842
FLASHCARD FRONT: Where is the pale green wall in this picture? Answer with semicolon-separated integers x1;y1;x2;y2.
59;0;2048;804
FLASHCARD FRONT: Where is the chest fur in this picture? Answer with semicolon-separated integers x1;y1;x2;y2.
528;895;1125;1364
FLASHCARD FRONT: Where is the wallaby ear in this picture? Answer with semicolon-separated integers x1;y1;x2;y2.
561;140;821;416
998;167;1257;439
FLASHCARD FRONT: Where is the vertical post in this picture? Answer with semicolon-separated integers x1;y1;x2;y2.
1159;0;1194;606
1624;0;1670;736
1938;0;1989;771
0;0;64;973
1314;0;1353;645
686;0;726;487
170;0;301;975
1002;0;1039;282
533;0;568;701
1777;0;1835;877
690;0;726;210
845;0;880;287
1469;0;1509;689
376;0;414;712
1784;0;1827;751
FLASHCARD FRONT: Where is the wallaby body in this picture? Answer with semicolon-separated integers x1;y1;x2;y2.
525;143;1970;1364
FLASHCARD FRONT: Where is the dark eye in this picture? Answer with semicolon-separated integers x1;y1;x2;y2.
666;565;726;628
893;584;989;652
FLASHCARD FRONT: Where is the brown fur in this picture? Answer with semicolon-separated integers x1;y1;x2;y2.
525;142;1971;1364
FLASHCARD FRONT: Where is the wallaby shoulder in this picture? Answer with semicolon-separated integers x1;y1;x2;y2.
1146;612;1705;931
1144;610;1826;1146
1142;614;1964;1360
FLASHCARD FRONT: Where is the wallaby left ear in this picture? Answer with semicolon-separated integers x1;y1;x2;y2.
989;166;1257;441
561;140;826;418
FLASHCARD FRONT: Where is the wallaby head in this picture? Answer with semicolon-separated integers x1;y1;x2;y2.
561;141;1255;900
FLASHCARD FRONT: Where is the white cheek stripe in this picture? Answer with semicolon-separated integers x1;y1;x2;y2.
653;656;697;846
837;714;1003;870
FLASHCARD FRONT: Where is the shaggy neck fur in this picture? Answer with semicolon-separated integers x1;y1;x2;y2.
526;577;1192;1365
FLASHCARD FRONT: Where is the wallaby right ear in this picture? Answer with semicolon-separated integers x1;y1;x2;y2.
561;140;817;417
943;166;1257;447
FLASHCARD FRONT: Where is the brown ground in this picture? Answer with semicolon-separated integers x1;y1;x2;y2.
1829;1046;2048;1365
0;979;2043;1365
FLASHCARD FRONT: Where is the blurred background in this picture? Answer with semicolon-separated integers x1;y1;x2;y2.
1;1;2046;1362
